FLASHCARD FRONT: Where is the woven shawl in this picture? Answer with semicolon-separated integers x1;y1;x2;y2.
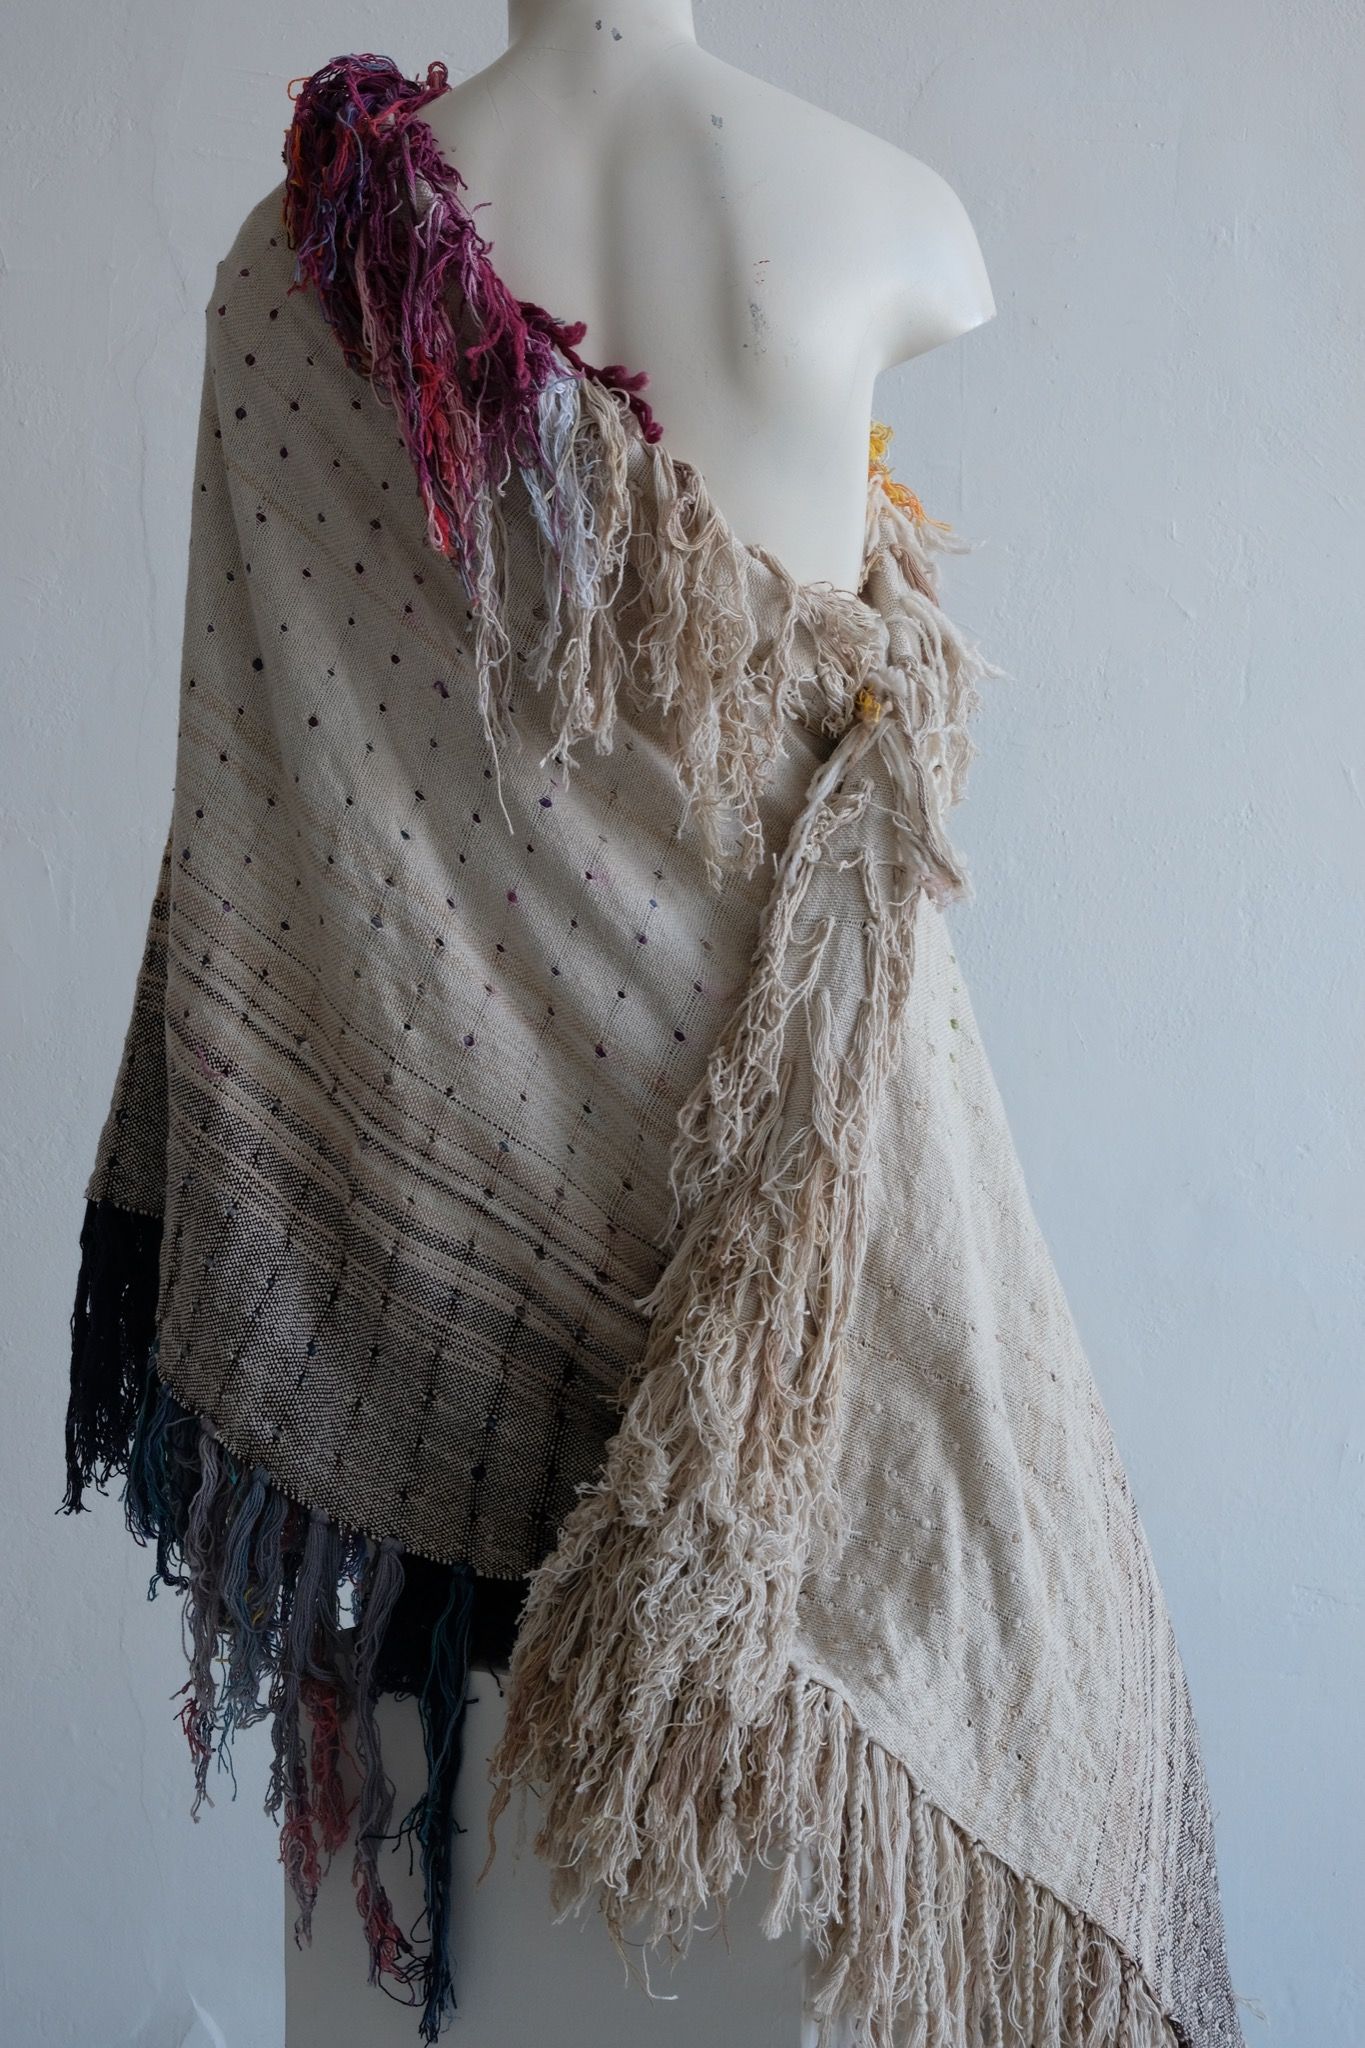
63;52;1246;2048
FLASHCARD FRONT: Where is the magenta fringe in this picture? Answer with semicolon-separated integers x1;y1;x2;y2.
281;52;662;599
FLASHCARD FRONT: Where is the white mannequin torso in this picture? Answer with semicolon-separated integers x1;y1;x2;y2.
422;0;995;589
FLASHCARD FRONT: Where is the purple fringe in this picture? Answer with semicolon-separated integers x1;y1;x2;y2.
280;52;662;601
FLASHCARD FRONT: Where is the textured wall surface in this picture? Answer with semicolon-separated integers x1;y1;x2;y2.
2;3;1360;2043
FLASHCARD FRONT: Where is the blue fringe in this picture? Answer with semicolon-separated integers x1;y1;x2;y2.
398;1566;476;2041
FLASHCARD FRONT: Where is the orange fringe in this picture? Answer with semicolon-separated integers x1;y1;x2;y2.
868;418;954;532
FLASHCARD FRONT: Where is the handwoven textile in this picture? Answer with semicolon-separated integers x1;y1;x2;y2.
63;51;1245;2048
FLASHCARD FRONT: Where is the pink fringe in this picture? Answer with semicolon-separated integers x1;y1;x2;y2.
281;53;662;595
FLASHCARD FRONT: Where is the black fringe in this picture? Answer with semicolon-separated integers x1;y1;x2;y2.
61;1193;531;2039
63;1197;164;1513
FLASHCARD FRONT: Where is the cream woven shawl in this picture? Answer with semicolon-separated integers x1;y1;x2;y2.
67;53;1246;2048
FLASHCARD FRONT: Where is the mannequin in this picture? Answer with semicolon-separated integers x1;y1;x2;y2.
285;5;993;2040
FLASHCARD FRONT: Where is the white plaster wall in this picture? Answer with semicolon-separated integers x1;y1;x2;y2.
3;2;1361;2042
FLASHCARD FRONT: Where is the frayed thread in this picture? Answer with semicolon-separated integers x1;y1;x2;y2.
494;1664;1181;2048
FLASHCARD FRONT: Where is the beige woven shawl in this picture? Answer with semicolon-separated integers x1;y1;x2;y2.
65;54;1245;2048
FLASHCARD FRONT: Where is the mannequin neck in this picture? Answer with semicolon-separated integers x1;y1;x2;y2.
507;1;698;48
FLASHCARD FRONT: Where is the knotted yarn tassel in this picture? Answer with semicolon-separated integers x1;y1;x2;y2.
216;1462;275;1737
276;1692;324;1944
179;1426;244;1816
303;1673;355;1859
272;1507;347;1941
123;1361;193;1593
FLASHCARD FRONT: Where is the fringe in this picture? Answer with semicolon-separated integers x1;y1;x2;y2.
435;384;1181;2029
60;1197;493;2043
280;52;660;693
63;1197;163;1513
488;1657;1182;2048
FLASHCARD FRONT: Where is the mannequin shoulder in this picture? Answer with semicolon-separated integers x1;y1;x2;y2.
694;54;996;367
866;144;997;364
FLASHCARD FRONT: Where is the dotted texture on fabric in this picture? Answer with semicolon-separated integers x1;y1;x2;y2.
85;192;827;1576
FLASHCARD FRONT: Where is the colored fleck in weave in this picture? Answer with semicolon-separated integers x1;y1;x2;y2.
64;50;1246;2048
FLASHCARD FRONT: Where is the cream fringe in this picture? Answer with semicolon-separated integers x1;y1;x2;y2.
777;1675;1180;2048
479;373;923;886
466;384;1181;2048
490;1667;1180;2048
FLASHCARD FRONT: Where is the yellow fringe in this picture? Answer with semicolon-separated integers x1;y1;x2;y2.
868;418;955;533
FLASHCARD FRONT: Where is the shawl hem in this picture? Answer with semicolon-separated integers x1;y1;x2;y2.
492;1655;1191;2048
